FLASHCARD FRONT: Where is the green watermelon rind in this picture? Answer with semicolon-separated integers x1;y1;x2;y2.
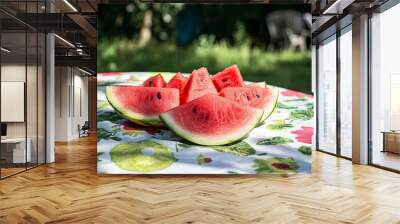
260;87;280;122
160;108;263;146
105;86;164;127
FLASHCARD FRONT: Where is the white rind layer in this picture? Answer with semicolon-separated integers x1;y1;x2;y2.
260;87;279;122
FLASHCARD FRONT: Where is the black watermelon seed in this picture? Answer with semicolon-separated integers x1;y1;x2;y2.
256;94;260;98
222;78;228;82
149;81;153;86
157;92;162;100
192;107;197;113
246;95;251;101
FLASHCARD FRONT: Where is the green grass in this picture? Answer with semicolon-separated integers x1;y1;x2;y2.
98;38;311;93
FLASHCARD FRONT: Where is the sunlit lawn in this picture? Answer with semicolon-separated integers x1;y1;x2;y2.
98;38;311;93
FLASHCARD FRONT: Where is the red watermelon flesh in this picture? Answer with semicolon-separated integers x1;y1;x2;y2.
106;86;179;127
180;68;218;104
220;86;270;109
166;72;187;92
160;94;262;145
143;74;166;87
219;86;279;122
212;64;245;91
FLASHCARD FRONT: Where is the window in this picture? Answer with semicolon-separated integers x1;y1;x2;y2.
370;2;400;171
339;26;352;158
0;2;46;179
317;35;337;154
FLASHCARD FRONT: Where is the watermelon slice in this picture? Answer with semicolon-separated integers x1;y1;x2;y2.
160;94;262;145
180;68;218;104
106;86;179;127
219;86;279;122
143;73;166;87
212;64;245;91
166;72;187;93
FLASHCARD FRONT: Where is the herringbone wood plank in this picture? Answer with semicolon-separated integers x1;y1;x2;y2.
1;135;400;224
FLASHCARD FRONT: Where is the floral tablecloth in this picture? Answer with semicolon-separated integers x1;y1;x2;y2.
97;72;314;175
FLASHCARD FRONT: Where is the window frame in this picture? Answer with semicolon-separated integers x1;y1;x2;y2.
315;17;353;160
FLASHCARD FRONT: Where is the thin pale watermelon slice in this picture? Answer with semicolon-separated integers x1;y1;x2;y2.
166;72;187;93
143;73;166;87
246;81;267;88
212;64;245;91
180;68;217;104
219;86;279;122
160;94;262;145
106;86;179;127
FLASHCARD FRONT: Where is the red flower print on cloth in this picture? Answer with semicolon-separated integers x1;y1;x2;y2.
281;89;313;98
291;126;313;144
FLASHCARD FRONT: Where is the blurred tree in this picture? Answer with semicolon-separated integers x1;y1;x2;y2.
98;4;311;50
98;2;183;42
138;10;152;47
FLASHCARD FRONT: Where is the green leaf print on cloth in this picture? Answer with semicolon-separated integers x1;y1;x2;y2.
211;141;256;156
298;146;312;155
122;129;146;137
98;111;124;123
285;98;307;102
257;136;294;145
175;142;196;152
305;102;314;109
97;128;121;142
276;102;297;110
266;120;294;131
110;140;176;172
289;107;314;121
253;157;298;174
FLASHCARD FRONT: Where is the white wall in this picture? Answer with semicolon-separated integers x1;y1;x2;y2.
1;65;26;139
72;73;89;138
1;65;42;138
54;67;89;141
1;63;46;164
55;66;69;141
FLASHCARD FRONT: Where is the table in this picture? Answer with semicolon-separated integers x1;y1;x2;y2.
97;72;314;175
382;131;400;154
1;138;31;164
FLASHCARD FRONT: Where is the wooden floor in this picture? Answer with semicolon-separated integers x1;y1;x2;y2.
1;135;400;224
1;167;26;178
372;150;400;171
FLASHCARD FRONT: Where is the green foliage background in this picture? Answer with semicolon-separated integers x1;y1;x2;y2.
98;4;311;93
